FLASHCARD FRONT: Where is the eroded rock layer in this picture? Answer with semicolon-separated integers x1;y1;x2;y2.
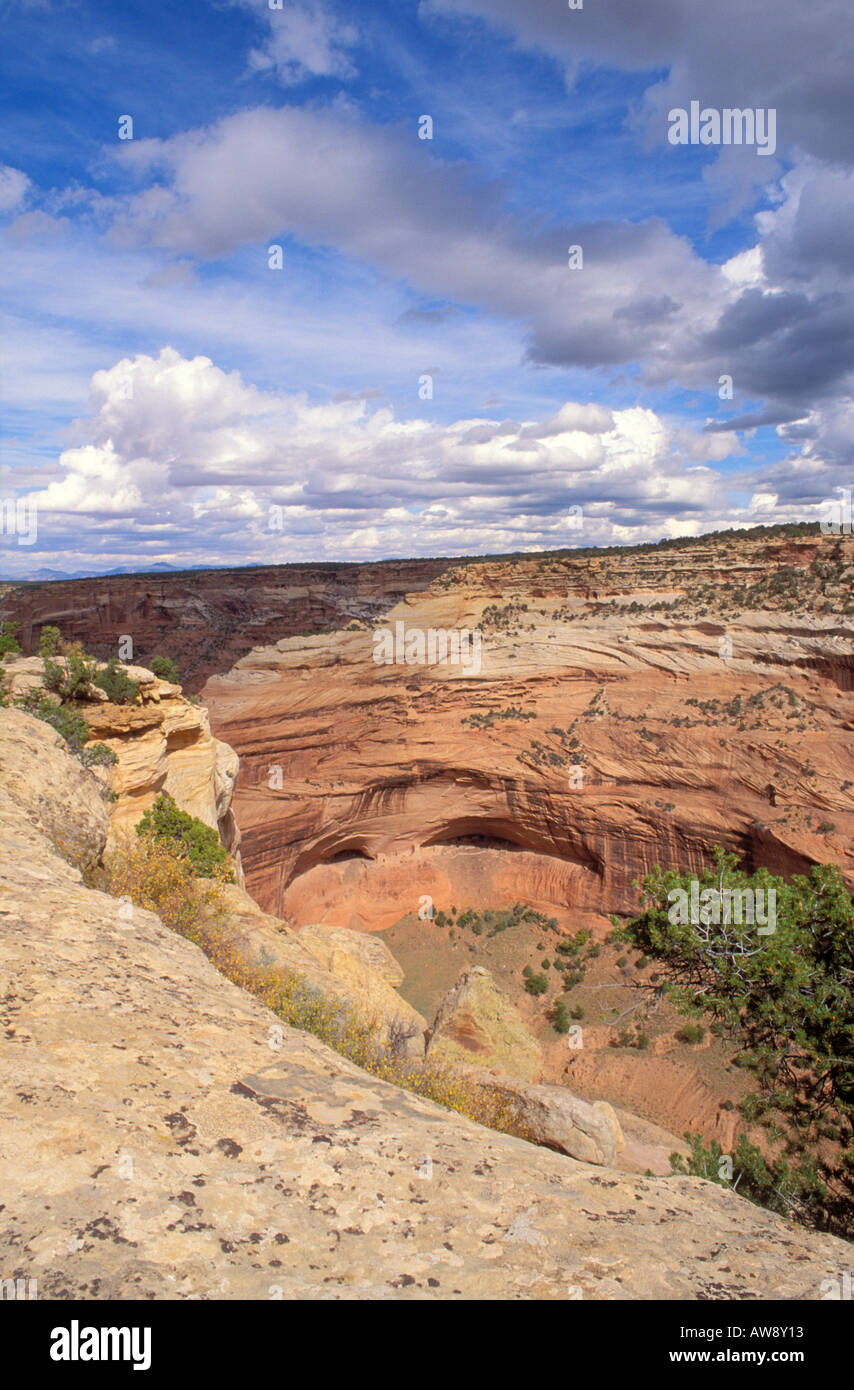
0;559;447;692
201;532;854;928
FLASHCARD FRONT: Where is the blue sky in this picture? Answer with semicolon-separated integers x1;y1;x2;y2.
1;0;852;576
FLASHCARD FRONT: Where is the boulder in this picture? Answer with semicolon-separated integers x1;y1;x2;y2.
484;1073;621;1166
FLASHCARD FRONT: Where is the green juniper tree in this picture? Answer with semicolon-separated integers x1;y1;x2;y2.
617;848;854;1236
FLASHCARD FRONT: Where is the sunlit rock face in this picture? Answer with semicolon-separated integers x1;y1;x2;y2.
1;657;244;879
202;533;854;930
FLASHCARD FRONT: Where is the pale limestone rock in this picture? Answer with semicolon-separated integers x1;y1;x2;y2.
1;655;51;698
1;656;245;887
295;923;405;988
481;1073;620;1166
215;885;426;1049
594;1100;625;1153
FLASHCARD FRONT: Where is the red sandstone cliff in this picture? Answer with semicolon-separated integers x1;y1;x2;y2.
200;532;854;928
0;559;448;692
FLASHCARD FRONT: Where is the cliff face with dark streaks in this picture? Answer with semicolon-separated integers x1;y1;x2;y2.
0;559;448;692
201;532;854;931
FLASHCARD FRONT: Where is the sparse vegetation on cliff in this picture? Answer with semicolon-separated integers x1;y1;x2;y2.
136;792;235;881
435;901;558;936
42;644;98;701
97;831;229;936
149;654;181;684
462;705;535;728
92;657;140;704
8;626;139;755
480;599;529;635
98;819;534;1144
14;689;91;756
0;621;20;706
12;685;116;770
619;848;854;1237
0;619;20;660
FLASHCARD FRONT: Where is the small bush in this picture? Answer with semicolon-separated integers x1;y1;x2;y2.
38;625;62;658
43;644;98;701
676;1022;706;1045
0;620;20;660
98;832;228;936
81;743;118;768
524;972;548;997
550;1002;570;1034
149;655;181;684
93;658;140;705
612;1024;649;1049
136;793;234;881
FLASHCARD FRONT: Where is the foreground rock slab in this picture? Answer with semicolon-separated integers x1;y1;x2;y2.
215;883;428;1050
1;722;850;1299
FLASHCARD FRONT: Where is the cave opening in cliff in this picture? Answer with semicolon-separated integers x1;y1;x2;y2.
432;832;527;852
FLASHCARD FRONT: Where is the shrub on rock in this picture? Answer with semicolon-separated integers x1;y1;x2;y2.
136;792;235;881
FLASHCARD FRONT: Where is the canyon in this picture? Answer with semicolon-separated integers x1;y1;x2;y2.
0;559;447;693
197;529;854;932
2;524;853;1271
196;527;854;1143
1;699;851;1299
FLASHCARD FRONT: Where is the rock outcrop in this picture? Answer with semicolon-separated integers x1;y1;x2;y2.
0;707;109;873
426;966;544;1081
1;708;851;1298
1;656;243;877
